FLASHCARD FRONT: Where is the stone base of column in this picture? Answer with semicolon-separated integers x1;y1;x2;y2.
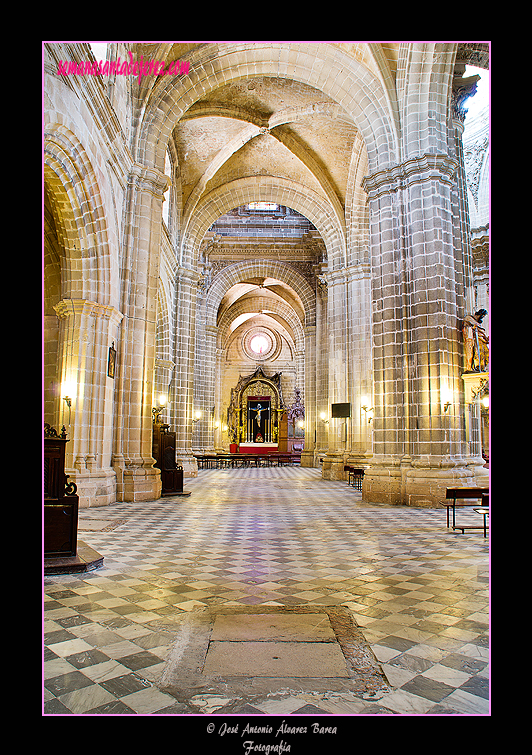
321;452;348;480
113;460;162;502
176;452;199;478
362;458;487;507
346;453;373;469
300;450;315;468
66;468;118;508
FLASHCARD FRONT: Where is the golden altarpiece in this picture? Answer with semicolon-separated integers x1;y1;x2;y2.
227;367;285;449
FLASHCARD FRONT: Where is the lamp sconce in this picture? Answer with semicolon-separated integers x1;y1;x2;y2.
440;386;453;414
152;395;169;423
320;412;329;425
361;399;374;424
63;395;72;423
192;410;202;424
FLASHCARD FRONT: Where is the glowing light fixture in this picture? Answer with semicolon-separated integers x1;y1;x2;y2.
441;386;453;413
250;334;269;355
361;397;374;423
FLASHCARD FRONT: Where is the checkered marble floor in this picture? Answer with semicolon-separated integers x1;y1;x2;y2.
44;467;489;716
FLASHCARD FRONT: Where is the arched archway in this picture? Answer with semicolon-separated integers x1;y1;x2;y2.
205;258;316;328
44;124;113;303
135;42;400;177
43;124;123;507
183;177;345;272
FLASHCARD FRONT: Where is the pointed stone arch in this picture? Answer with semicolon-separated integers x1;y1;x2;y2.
135;42;400;177
43;123;123;507
218;294;305;355
183;175;344;272
205;258;316;329
43;123;113;304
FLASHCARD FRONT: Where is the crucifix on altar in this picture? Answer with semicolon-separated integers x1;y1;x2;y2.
247;397;271;443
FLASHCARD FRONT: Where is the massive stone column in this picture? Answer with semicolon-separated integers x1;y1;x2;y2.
112;164;169;501
54;298;123;507
320;265;373;480
321;269;351;479
191;322;218;453
300;324;316;467
361;154;485;506
344;262;374;470
171;266;200;476
313;276;329;464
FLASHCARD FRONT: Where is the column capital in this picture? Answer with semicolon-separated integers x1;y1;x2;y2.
451;73;479;125
362;153;458;200
176;265;202;285
324;264;371;287
53;299;124;326
128;163;171;198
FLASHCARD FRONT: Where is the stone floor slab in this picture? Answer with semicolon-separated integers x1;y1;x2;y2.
203;640;350;677
210;612;336;641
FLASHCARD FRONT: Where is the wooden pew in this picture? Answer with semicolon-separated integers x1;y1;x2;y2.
444;487;489;531
344;465;364;490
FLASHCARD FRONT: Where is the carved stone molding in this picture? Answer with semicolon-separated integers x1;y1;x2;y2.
54;299;124;327
362;154;458;199
127;163;171;198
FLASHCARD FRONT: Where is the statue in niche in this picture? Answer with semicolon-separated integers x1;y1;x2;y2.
252;403;267;442
253;403;264;424
463;309;489;372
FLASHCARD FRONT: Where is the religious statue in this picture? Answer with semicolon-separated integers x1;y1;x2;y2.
463;309;489;372
252;403;266;442
253;403;264;423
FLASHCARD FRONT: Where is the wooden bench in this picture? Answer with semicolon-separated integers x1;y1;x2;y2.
195;452;302;469
344;465;364;491
474;493;489;537
443;487;489;532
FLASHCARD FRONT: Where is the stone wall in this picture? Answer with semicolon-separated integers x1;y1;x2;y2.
43;41;489;506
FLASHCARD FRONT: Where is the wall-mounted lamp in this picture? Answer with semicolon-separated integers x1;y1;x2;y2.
152;395;169;423
481;395;489;409
63;395;72;424
440;386;453;413
320;412;329;425
192;410;203;424
361;398;374;424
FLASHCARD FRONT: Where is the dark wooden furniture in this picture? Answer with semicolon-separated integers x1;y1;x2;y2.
344;465;365;491
194;452;302;469
44;424;79;557
152;421;191;496
443;487;489;531
474;503;489;537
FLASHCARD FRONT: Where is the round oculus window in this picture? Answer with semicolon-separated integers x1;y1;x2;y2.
249;334;270;355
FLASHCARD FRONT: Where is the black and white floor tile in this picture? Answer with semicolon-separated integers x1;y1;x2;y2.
43;467;489;716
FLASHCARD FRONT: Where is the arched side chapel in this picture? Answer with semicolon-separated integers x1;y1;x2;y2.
43;41;489;507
